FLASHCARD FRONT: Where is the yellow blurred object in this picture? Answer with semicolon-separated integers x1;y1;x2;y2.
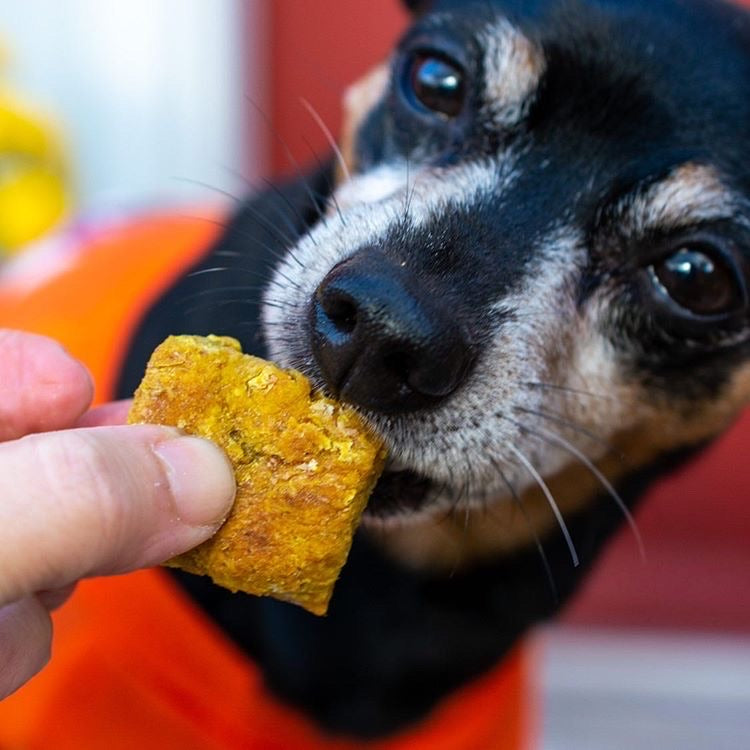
0;47;71;258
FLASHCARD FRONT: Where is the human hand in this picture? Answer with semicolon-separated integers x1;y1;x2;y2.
0;330;236;699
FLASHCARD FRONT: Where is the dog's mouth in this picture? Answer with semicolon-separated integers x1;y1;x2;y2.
363;468;436;521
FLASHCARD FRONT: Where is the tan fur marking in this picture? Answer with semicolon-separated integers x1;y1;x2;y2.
483;20;546;127
628;163;736;232
339;63;390;182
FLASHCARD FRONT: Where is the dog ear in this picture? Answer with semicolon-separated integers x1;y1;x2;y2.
401;0;433;15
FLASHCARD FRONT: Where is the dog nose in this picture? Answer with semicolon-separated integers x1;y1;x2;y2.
310;251;474;413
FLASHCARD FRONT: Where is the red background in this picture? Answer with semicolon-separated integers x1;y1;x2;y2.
265;1;409;176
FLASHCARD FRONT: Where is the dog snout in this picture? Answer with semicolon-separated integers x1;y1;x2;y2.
310;249;474;414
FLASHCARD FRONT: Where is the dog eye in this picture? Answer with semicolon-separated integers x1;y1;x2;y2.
407;53;465;118
649;244;744;317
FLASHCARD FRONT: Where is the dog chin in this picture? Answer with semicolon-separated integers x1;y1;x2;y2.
361;464;495;526
362;466;437;523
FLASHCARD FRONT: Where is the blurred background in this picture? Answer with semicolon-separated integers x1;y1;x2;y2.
0;0;407;244
0;0;257;236
0;1;748;747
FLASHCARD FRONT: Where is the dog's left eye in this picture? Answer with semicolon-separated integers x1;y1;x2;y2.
648;244;745;318
406;53;465;118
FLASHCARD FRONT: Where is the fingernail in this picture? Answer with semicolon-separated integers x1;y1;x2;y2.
152;437;236;526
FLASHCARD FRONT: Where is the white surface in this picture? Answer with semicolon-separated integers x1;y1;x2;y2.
0;0;266;212
540;628;750;750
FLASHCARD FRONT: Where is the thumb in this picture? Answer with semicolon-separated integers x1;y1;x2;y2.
0;425;236;606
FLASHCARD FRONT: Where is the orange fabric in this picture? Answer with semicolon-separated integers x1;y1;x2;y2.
0;213;222;404
0;570;530;750
0;214;531;749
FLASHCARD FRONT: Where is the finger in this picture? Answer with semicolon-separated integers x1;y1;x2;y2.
76;400;133;428
0;330;93;441
37;583;77;611
0;597;52;700
0;425;236;605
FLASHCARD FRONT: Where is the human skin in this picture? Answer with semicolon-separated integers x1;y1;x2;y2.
0;329;236;699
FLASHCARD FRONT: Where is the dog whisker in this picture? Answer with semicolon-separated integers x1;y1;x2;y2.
300;96;351;183
257;175;321;251
403;157;413;222
256;191;313;246
218;164;317;255
506;443;580;567
180;270;282;296
447;499;472;579
182;295;274;317
184;266;279;285
301;135;348;228
229;198;301;250
197;205;303;267
245;93;330;227
180;283;271;308
172;175;242;205
271;265;304;293
186;266;234;278
512;404;625;463
174;213;229;230
258;299;286;311
521;380;617;402
490;455;559;602
507;417;646;561
201;222;309;289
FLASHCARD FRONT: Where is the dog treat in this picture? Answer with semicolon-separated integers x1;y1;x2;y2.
128;335;386;615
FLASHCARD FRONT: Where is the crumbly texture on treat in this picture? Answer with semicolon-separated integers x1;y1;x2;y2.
128;335;386;616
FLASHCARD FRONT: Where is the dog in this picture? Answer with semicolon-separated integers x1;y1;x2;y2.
117;0;750;739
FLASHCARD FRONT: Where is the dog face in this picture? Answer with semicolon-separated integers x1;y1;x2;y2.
262;0;750;559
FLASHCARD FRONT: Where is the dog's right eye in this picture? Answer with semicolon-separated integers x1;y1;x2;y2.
648;243;746;319
406;53;466;118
